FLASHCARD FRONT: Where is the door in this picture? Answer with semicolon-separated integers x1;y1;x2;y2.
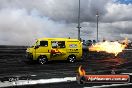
50;41;67;60
34;40;50;60
66;41;81;59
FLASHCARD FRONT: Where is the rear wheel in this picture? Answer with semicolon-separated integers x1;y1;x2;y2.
38;56;48;64
67;55;76;63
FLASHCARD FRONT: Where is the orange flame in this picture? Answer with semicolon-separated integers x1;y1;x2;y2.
89;39;128;56
78;65;86;76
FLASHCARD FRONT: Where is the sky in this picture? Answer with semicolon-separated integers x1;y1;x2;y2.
0;0;132;45
117;0;132;4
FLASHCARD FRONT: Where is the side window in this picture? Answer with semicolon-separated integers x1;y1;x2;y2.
58;41;65;48
51;41;65;48
40;41;48;47
52;41;58;48
69;44;77;48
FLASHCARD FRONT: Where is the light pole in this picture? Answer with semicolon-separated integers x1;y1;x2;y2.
96;11;99;42
77;0;81;41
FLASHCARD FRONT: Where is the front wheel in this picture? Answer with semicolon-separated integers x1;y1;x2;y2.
38;56;48;64
67;55;76;63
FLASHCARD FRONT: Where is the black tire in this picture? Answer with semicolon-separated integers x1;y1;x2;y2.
38;56;48;64
67;55;76;63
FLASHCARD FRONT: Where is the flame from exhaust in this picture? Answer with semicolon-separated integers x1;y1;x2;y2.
78;65;86;76
89;39;128;56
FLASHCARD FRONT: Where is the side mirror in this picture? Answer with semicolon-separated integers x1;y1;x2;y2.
34;45;39;49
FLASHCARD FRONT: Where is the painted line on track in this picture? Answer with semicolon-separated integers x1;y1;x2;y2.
121;73;132;75
0;77;76;87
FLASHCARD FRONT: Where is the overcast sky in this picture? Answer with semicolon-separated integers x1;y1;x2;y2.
0;0;132;45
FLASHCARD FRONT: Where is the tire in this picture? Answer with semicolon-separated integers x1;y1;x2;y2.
67;55;76;63
38;56;48;64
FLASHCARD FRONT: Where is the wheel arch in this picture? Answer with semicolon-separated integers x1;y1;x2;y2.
38;55;47;59
68;54;76;58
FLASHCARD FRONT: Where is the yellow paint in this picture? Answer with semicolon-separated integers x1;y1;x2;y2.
26;38;82;61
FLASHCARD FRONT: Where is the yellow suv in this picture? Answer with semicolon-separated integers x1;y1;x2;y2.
26;38;82;64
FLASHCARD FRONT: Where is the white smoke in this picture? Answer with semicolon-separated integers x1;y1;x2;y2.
0;0;131;45
0;8;78;45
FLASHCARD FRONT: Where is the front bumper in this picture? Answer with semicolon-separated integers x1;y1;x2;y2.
26;52;33;61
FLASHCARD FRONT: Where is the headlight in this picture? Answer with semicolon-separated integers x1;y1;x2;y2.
26;49;29;52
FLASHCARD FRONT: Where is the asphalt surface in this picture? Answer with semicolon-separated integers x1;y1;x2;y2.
0;46;132;88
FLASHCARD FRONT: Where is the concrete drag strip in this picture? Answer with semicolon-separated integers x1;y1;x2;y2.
0;77;76;87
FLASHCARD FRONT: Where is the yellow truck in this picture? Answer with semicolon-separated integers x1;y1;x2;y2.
26;38;82;64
